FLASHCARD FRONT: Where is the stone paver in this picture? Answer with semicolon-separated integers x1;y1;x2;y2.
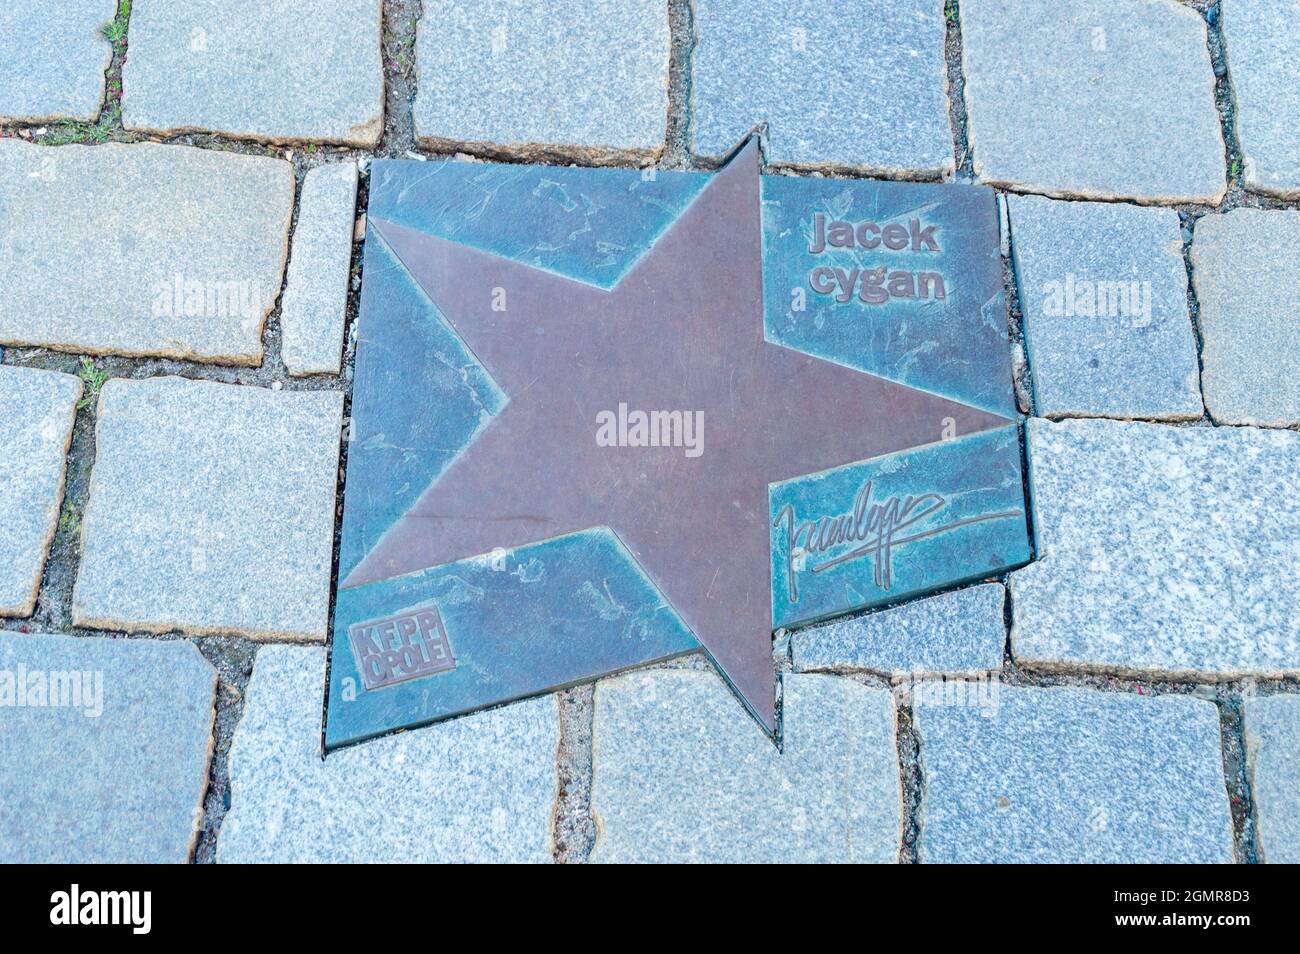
73;378;343;641
1243;695;1300;864
413;0;668;156
1007;194;1202;420
960;0;1225;203
0;630;216;863
1191;209;1300;427
1221;0;1300;198
791;584;1005;676
0;368;81;617
281;162;358;376
0;141;292;364
0;2;117;123
218;646;558;863
691;0;952;174
122;0;384;146
590;669;901;863
916;685;1233;863
1011;418;1300;677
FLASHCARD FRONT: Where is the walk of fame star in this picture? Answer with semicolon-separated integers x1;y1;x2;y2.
325;138;1030;749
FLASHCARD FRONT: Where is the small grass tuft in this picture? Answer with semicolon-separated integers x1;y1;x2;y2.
102;1;132;52
75;357;110;410
58;503;82;537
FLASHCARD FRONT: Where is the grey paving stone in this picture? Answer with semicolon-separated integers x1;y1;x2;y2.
281;162;358;376
413;0;668;156
1222;0;1300;198
916;685;1233;863
73;378;342;641
960;0;1225;203
1007;194;1202;420
218;645;558;863
1011;418;1300;677
0;2;117;123
1191;209;1300;427
122;0;384;146
0;368;81;618
691;0;953;174
590;670;901;863
1244;694;1300;864
0;630;216;863
0;140;292;364
791;584;1005;676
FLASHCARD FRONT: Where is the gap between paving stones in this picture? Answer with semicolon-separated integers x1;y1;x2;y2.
1;0;1293;864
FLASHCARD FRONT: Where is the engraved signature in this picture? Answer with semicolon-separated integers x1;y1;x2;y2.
772;479;1021;603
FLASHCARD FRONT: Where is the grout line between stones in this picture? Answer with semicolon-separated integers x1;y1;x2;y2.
664;0;695;169
941;0;973;180
895;699;923;864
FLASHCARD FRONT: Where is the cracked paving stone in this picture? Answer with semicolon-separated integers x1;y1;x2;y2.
280;161;358;377
791;583;1006;677
218;646;558;863
1011;418;1300;677
1221;0;1300;198
1244;694;1300;864
0;1;118;123
1006;194;1202;420
959;0;1225;203
0;368;81;618
73;378;343;641
691;0;952;174
122;0;384;146
590;669;901;863
916;685;1233;863
1191;209;1300;427
413;0;668;156
0;630;216;863
0;140;293;364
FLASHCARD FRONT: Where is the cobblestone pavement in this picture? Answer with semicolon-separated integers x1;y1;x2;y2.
1;0;1297;864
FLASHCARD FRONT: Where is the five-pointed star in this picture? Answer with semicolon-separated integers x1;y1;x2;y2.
350;139;1001;732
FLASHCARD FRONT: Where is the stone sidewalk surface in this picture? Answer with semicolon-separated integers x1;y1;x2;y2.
691;0;952;174
917;685;1234;863
1191;209;1300;427
591;670;900;863
1;0;1297;864
279;161;359;376
73;378;343;641
0;368;80;617
1244;695;1300;864
1220;0;1300;198
0;2;117;124
414;0;668;157
123;0;384;146
791;583;1005;677
0;140;293;364
1006;194;1202;420
960;0;1225;202
219;646;558;863
1012;418;1300;677
0;631;216;863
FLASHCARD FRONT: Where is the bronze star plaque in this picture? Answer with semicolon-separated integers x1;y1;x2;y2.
326;138;1029;748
